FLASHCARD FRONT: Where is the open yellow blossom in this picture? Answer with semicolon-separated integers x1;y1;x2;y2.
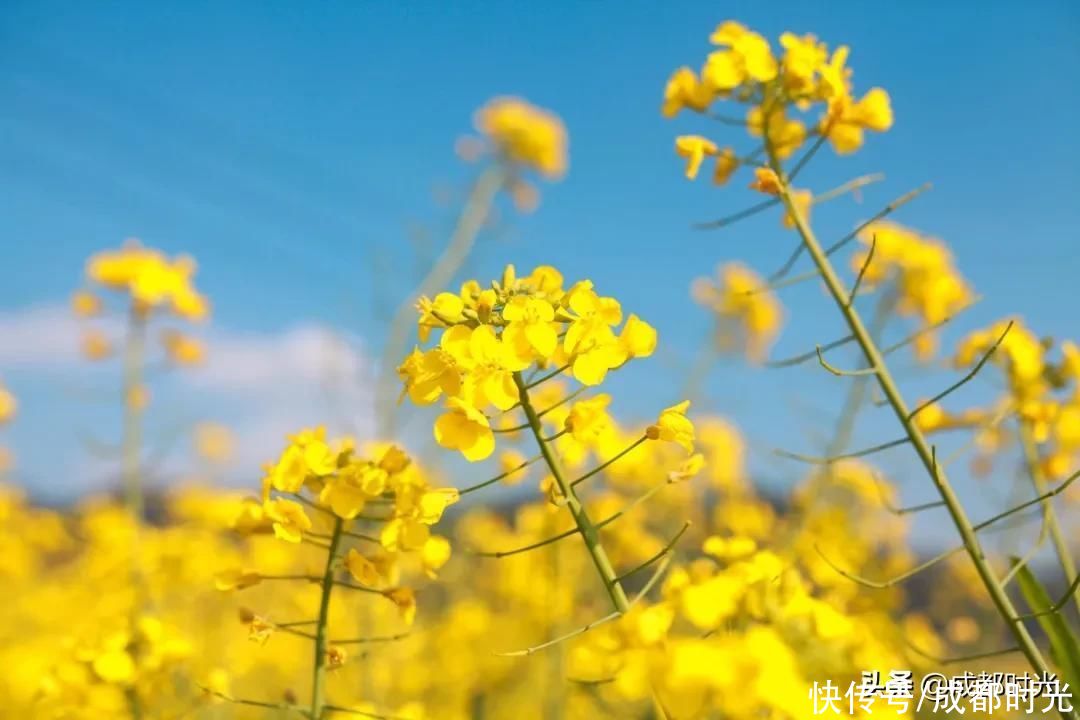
563;281;631;385
703;22;778;90
712;147;740;185
662;66;713;117
663;19;892;163
345;549;380;587
417;488;460;525
565;394;614;445
675;135;718;180
474;96;567;179
779;32;828;93
433;398;495;462
822;87;893;154
417;292;466;342
86;241;210;321
420;535;452;579
503;295;559;358
647;400;695;453
319;477;368;519
619;314;658;359
457;325;529;411
263;498;312;543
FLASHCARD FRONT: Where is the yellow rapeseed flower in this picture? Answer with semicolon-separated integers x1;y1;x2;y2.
474;97;568;179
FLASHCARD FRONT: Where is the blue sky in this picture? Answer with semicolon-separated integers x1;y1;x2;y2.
1;1;1079;549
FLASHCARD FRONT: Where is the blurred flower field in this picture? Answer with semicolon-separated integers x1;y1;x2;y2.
1;16;1078;720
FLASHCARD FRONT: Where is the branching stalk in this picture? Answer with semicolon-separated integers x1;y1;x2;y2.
765;147;1062;708
512;372;630;613
311;517;345;719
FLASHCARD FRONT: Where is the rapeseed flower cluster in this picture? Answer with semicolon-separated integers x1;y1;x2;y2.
75;239;209;368
399;264;671;462
665;19;893;182
0;18;1073;720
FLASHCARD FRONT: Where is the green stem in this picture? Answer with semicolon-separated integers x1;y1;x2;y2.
1017;417;1080;619
766;150;1064;713
122;307;146;529
311;517;345;720
376;165;505;436
513;372;630;613
122;308;146;720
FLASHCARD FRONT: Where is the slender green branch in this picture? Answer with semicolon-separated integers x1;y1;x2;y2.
614;521;691;583
846;234;876;307
542;428;569;443
1014;572;1080;620
878;298;982;357
199;686;302;715
525;363;572;390
330;632;410;646
570;436;647;488
333;580;386;595
816;345;879;377
496;556;672;657
1002;516;1051;588
905;641;1021;665
907;322;1012;421
323;705;410;720
871;472;945;516
741;268;821;297
775;437;909;465
459;452;544;496
815;543;964;589
694;197;779;231
469;526;580;559
494;387;586;433
974;468;1080;534
513;372;629;612
768;174;896;281
342;530;381;544
471;480;672;559
766;334;856;368
820;183;931;260
311;517;345;719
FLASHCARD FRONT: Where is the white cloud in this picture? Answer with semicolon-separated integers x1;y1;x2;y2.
0;303;378;497
0;303;105;367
